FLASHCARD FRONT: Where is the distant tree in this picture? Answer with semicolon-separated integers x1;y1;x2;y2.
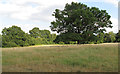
50;2;112;44
0;34;2;47
24;33;35;46
29;27;56;44
108;31;116;42
2;26;34;47
29;27;51;38
104;33;110;43
104;31;116;43
96;33;104;43
116;30;120;42
40;30;51;40
49;34;56;43
29;27;41;38
39;30;56;44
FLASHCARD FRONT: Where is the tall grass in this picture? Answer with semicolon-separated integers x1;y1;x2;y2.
2;43;118;72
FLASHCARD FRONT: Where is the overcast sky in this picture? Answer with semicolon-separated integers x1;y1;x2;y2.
0;0;119;34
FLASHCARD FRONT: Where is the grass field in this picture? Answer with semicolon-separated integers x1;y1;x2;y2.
2;43;118;72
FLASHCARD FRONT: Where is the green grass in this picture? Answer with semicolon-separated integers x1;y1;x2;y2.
2;43;118;72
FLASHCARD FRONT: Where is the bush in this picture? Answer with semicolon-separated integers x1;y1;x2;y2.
24;42;29;46
95;41;100;44
5;42;18;47
59;41;64;44
88;42;94;44
69;41;77;44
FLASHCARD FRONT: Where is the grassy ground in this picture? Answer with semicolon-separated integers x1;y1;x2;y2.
2;43;118;72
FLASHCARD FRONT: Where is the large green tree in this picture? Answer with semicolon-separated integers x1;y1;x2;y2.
50;2;112;44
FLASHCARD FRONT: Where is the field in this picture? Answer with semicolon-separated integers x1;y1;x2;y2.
2;43;118;72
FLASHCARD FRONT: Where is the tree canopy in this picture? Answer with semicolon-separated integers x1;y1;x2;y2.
0;34;2;47
50;2;112;44
29;27;56;44
116;30;120;42
2;26;29;47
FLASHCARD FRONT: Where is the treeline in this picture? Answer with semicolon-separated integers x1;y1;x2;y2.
0;25;120;47
1;26;56;47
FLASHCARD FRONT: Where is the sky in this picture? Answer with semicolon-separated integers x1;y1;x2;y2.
0;0;119;34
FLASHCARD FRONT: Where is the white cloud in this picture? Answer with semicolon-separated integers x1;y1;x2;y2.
0;0;118;22
106;18;118;33
0;0;77;21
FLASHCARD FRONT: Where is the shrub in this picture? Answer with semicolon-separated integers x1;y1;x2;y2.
6;42;18;47
59;41;64;44
69;41;77;44
95;41;100;44
88;42;94;44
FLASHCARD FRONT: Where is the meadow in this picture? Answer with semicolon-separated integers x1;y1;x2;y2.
2;43;118;72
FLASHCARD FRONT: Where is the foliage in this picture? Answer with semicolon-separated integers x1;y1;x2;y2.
69;41;77;44
50;2;112;44
96;33;104;43
0;34;2;47
2;26;35;47
88;42;94;44
2;26;25;47
2;26;57;47
24;33;35;45
116;30;120;42
108;31;116;42
29;27;57;45
59;41;64;44
29;27;40;38
104;31;116;43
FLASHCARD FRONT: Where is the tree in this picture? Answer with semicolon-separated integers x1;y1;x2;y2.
24;33;35;46
29;27;56;44
50;2;112;44
2;26;34;47
40;30;51;40
0;34;2;47
96;33;104;43
104;33;110;43
104;31;116;43
29;27;41;38
49;34;57;43
116;30;120;42
54;33;82;44
108;31;116;42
